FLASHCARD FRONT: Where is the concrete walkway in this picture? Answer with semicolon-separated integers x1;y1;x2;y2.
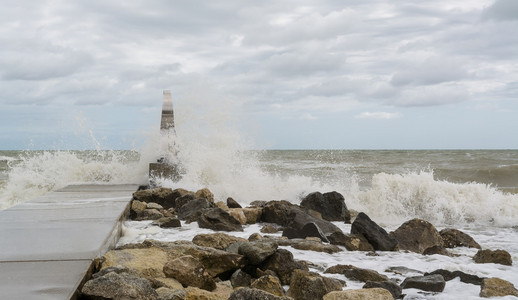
0;184;139;300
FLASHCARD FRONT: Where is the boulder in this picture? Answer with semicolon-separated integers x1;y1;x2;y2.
197;208;244;232
81;271;158;300
195;188;215;203
363;280;402;299
215;201;230;211
250;275;285;297
163;255;216;291
248;233;263;241
130;200;147;218
133;187;176;209
288;269;343;300
323;288;394;300
440;228;481;249
425;269;484;285
473;249;512;266
147;202;164;210
479;277;518;298
326;231;374;251
343;267;389;283
174;194;196;210
400;274;446;292
228;288;292;300
351;213;398;251
283;222;330;243
422;245;450;256
261;249;309;285
324;264;355;275
300;191;351;222
238;241;278;265
243;207;262;224
230;269;252;288
156;287;185;300
102;246;169;278
184;287;226;300
229;208;247;225
260;225;279;234
227;197;242;208
152;217;181;228
276;238;342;254
389;218;443;254
177;198;214;222
385;266;423;276
135;208;164;221
192;233;247;250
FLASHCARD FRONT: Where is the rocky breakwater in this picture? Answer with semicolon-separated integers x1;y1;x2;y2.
79;187;517;300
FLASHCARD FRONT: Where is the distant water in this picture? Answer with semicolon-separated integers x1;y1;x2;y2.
1;148;517;227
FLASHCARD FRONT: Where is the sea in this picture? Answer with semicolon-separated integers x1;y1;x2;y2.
1;145;518;298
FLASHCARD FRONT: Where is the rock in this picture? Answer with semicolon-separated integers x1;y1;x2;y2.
227;197;242;208
300;191;351;222
250;275;285;296
385;266;423;276
195;188;215;203
228;288;292;300
153;277;184;290
135;208;164;221
440;228;481;249
363;280;402;299
177;198;214;222
343;266;389;283
102;246;169;278
115;240;245;278
425;269;484;285
248;233;263;241
133;187;176;209
351;213;398;251
422;245;451;256
473;249;512;266
389;218;443;254
156;287;185;300
184;287;225;300
400;274;446;292
197;208;244;232
82;271;158;300
323;288;394;300
324;264;355;274
131;200;148;217
238;241;278;265
163;255;216;291
242;207;262;224
147;202;164;210
261;249;309;285
152;217;181;228
326;231;374;251
192;233;247;250
229;208;247;225
288;269;343;300
480;277;518;298
283;222;330;243
215;201;230;211
276;238;342;254
261;224;279;234
249;200;267;207
174;194;196;211
212;281;234;299
231;269;252;288
261;200;343;237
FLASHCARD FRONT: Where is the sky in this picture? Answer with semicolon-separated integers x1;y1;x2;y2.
0;0;517;150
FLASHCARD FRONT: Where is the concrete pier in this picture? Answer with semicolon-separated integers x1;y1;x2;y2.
0;184;139;299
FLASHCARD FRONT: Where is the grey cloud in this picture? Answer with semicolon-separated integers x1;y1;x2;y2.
391;57;468;86
482;0;518;21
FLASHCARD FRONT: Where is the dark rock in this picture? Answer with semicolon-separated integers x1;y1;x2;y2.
425;269;484;285
480;277;518;297
135;208;164;221
227;197;242;208
152;217;181;228
473;249;512;266
238;241;278;265
156;287;185;300
163;255;216;291
192;233;247;250
343;266;389;282
288;269;343;300
82;271;158;300
177;198;214;222
197;207;243;232
260;225;279;234
282;222;329;243
423;245;450;256
401;274;446;292
249;200;268;207
228;288;292;300
324;264;355;274
91;266;131;279
385;266;423;276
440;228;481;249
248;233;263;241
261;249;309;285
327;231;374;251
389;218;443;254
230;269;252;288
300;191;351;222
173;194;195;210
250;275;285;297
351;212;398;251
364;280;403;299
133;187;176;209
275;238;342;254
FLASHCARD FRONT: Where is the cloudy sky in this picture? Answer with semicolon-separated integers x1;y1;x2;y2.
1;0;517;150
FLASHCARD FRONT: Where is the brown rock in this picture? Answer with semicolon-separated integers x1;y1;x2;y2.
135;208;164;221
288;270;343;300
133;187;176;209
228;288;292;300
197;208;243;232
229;208;247;225
102;247;169;278
473;249;512;266
163;255;216;291
260;224;279;234
243;207;262;224
81;271;158;300
227;197;242;208
192;233;247;250
440;228;481;249
323;288;394;300
480;277;518;298
326;231;374;251
250;275;285;296
195;188;215;203
156;287;185;300
184;287;227;300
152;217;181;228
276;238;342;254
215;201;230;211
248;233;263;241
261;249;308;285
342;266;389;283
389;218;443;254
